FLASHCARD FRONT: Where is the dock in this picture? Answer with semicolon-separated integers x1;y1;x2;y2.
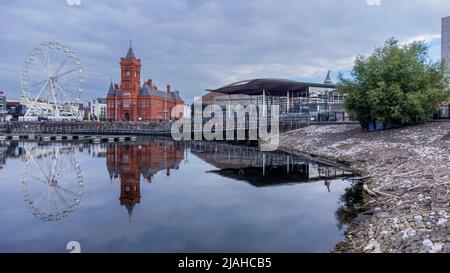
0;134;137;143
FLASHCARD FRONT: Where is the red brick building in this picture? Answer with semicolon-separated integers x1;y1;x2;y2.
106;45;184;122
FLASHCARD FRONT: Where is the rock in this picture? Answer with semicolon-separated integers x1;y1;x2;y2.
437;218;447;226
402;228;416;240
423;239;433;248
364;239;382;253
414;215;423;223
375;212;389;219
431;243;443;253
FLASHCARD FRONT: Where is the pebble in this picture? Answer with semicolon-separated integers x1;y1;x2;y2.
437;218;447;226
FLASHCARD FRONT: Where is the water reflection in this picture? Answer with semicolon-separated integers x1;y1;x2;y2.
8;143;84;222
0;139;362;252
189;142;354;188
106;140;184;219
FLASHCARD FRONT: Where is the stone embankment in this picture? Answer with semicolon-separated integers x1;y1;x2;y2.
280;122;450;253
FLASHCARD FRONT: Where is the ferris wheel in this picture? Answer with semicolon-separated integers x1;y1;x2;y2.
21;42;84;121
20;145;84;222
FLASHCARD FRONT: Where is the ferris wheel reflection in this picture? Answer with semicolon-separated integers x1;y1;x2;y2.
20;143;84;222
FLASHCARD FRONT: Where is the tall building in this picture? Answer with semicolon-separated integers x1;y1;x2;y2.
106;44;184;122
442;16;450;73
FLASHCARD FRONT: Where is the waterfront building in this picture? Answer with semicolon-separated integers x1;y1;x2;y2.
106;45;184;122
0;91;6;122
203;72;348;122
88;98;107;121
6;99;27;121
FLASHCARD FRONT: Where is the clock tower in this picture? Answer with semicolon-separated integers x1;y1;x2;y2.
119;41;141;121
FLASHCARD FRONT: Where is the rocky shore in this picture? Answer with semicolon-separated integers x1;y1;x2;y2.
279;122;450;253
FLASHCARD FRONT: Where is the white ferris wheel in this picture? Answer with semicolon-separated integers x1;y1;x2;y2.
21;42;84;121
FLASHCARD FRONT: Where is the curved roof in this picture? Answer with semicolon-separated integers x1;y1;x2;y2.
207;78;336;95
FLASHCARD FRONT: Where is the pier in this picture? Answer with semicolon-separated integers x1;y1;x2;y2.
0;133;137;143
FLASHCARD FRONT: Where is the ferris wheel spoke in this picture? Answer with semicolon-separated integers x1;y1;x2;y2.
35;54;50;76
29;156;50;181
55;158;71;182
34;187;50;210
55;189;69;208
54;82;78;116
56;68;77;78
54;81;72;103
55;57;68;75
49;151;59;181
24;80;49;117
45;48;52;74
30;78;49;88
31;175;50;185
51;189;61;212
55;185;76;196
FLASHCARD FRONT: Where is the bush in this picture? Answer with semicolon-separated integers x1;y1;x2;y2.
338;38;450;128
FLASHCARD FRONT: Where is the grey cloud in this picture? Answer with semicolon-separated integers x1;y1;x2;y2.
0;0;449;101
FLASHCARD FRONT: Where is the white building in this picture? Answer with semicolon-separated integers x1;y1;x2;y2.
88;98;107;120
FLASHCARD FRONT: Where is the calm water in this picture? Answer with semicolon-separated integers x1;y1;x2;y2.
0;139;361;253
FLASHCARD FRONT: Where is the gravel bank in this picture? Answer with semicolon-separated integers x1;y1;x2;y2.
279;122;450;253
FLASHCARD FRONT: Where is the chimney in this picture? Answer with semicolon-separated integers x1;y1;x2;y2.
114;83;119;91
166;84;171;93
146;79;153;88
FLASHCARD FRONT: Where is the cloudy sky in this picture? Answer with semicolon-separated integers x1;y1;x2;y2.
0;0;449;102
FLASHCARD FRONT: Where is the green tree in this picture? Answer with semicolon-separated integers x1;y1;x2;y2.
338;38;450;129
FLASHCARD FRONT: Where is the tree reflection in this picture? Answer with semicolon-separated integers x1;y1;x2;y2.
335;181;364;230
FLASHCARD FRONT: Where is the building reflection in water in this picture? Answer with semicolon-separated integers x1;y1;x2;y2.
106;140;184;219
0;140;361;226
189;141;355;188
